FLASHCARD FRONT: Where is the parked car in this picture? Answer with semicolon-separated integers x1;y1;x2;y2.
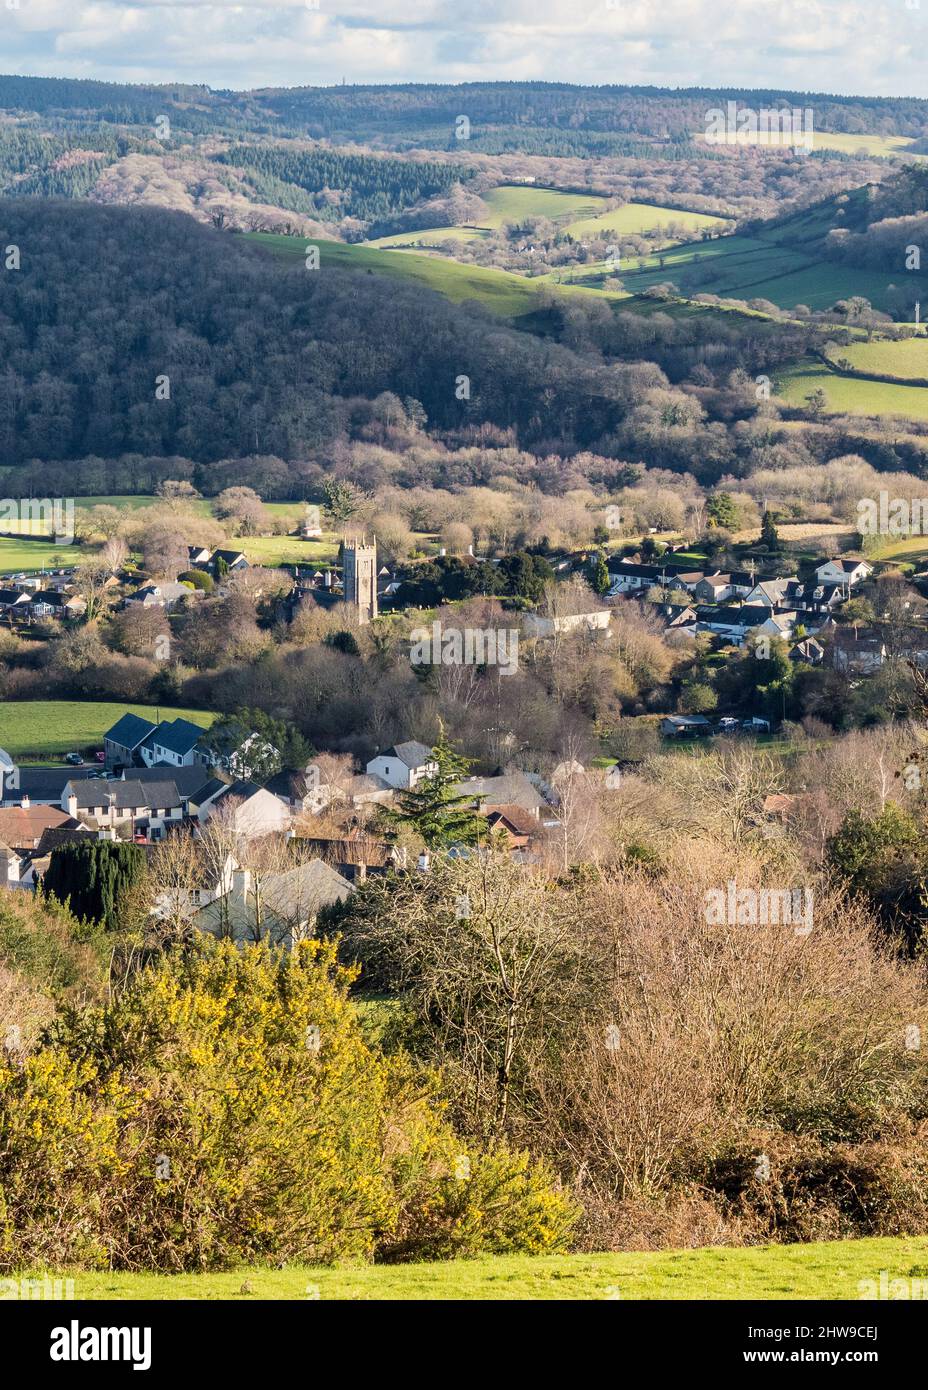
718;717;739;731
65;752;83;765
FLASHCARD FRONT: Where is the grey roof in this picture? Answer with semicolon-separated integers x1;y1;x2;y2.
210;779;266;804
380;741;435;769
130;764;227;801
142;718;206;758
265;769;310;800
68;777;182;811
3;766;96;804
105;712;158;751
451;772;546;812
193;859;353;944
823;558;871;572
694;606;770;628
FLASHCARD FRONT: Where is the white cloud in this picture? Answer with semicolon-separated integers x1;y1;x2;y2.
0;0;925;97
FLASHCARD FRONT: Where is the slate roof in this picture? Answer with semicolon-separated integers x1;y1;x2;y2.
33;825;92;857
265;769;311;801
378;741;435;769
193;860;353;943
142;718;206;759
67;778;183;811
105;712;158;751
129;764;226;800
4;766;95;804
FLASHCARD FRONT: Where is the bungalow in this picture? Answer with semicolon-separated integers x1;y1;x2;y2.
815;558;872;588
451;771;548;820
366;742;437;791
192;859;352;949
0;589;32;613
210;549;249;576
607;563;705;597
693;605;771;641
188;545;213;568
29;591;86;619
660;715;712;737
126;582;195;611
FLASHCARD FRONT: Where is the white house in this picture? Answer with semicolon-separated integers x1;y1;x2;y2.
743;578;797;608
198;780;291;836
815;558;872;587
524;609;611;638
366;742;437;791
139;718;208;769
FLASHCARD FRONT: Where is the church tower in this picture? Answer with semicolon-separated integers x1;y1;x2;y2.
342;536;378;624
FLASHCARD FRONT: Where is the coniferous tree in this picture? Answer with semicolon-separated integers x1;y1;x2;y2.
42;840;148;929
384;728;484;849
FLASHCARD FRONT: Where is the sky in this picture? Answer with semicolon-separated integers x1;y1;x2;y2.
0;0;926;99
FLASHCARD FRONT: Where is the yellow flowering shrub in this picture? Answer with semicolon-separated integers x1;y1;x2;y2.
0;937;575;1271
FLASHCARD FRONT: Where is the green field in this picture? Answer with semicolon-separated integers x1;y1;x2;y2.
0;537;83;575
829;338;928;381
481;184;604;227
247;231;634;321
365;226;487;249
615;234;912;314
0;701;216;759
564;201;729;240
776;357;928;420
23;1235;928;1300
0;498;343;571
365;190;729;252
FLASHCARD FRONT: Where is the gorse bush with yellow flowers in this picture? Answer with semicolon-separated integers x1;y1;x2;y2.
0;936;576;1272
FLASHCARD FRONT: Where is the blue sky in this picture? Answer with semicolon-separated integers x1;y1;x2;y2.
1;1;925;99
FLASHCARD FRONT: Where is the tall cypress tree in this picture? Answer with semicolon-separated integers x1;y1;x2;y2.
43;841;148;929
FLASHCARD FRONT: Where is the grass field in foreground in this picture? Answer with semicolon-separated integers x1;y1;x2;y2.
29;1235;928;1301
776;358;928;420
0;701;216;759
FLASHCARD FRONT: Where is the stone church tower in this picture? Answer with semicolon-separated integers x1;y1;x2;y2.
342;536;378;624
